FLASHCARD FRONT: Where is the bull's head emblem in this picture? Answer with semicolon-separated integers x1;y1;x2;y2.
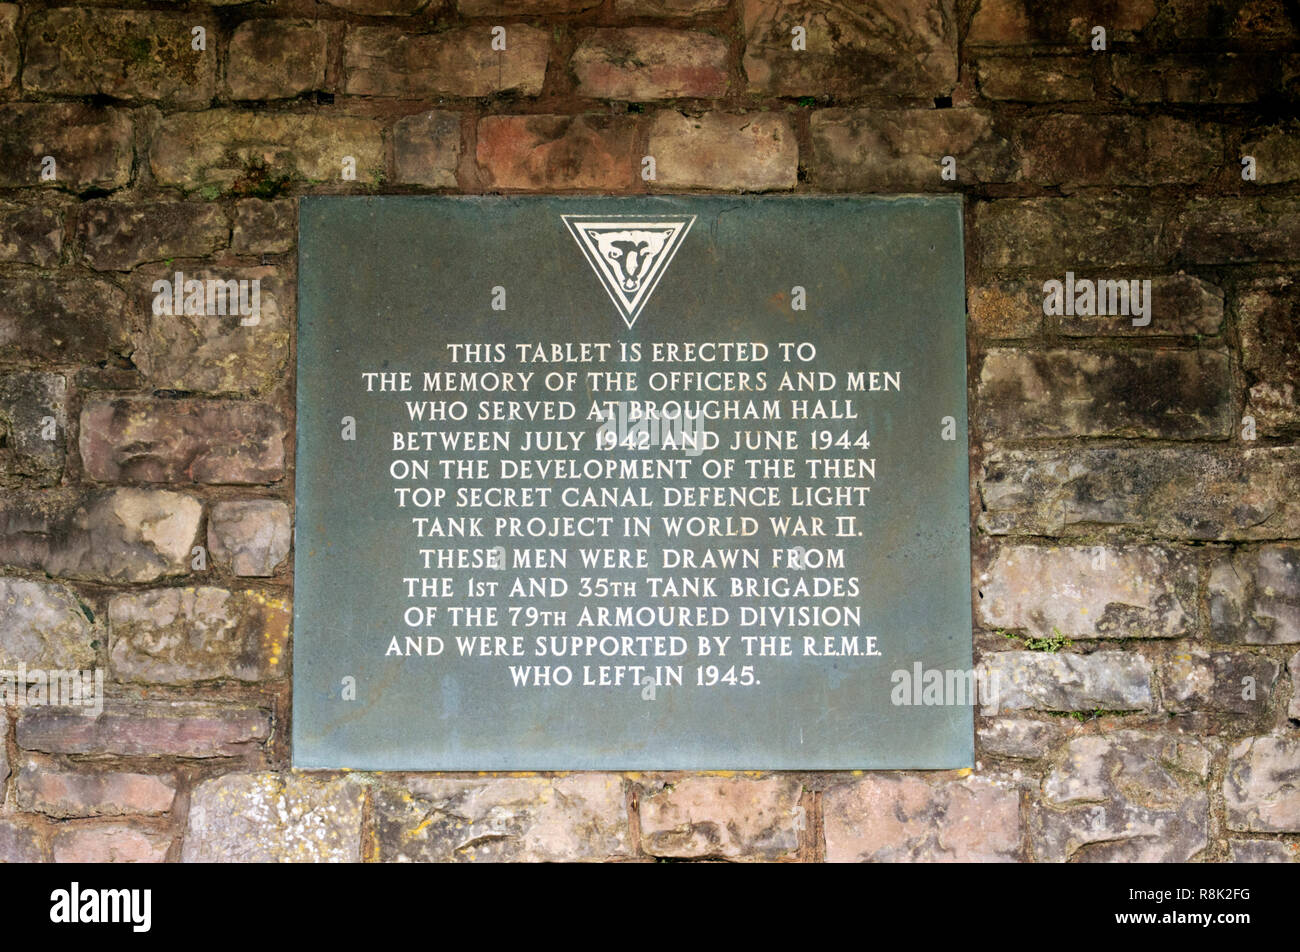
562;215;696;328
591;230;670;292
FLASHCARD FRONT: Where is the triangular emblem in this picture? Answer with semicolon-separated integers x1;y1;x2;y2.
562;215;695;328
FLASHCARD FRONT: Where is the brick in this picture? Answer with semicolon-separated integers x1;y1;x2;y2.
232;200;296;255
325;0;431;12
1149;0;1298;40
572;28;728;100
612;0;728;13
80;398;287;485
978;544;1197;640
1225;735;1300;832
0;104;133;191
973;195;1173;270
1017;114;1221;186
476;114;637;191
810;108;1016;190
825;775;1021;862
743;0;957;98
0;372;67;487
17;757;176;817
1112;54;1280;104
1209;547;1300;645
460;0;600;11
1228;839;1299;862
968;0;1156;44
375;775;630;862
17;700;271;757
977;717;1066;760
393;111;462;189
1163;648;1278;716
648;111;797;190
638;776;801;860
1172;196;1300;264
1057;274;1223;337
0;4;16;89
975;55;1093;101
967;281;1042;339
1242;123;1300;184
150;110;385;194
24;9;217;103
184;773;365;862
228;20;328;101
0;277;135;369
208;501;292;577
0;488;201;583
0;203;63;267
131;265;292;397
1291;651;1300;721
52;824;171;863
343;25;549;98
975;348;1232;439
979;447;1300;540
1034;732;1210;862
1238;278;1300;437
109;587;290;683
78;201;228;272
981;651;1153;712
0;817;47;862
0;576;97;670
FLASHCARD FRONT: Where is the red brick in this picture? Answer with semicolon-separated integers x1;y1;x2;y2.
572;28;728;100
477;115;639;191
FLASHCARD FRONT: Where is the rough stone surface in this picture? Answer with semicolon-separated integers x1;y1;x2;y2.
0;576;97;671
0;818;46;862
638;776;801;860
208;500;292;577
1238;278;1300;437
968;0;1156;44
80;398;287;485
78;201;228;272
184;773;366;862
131;266;291;397
0;277;135;368
977;717;1066;760
109;587;290;684
232;200;296;255
1242;123;1300;184
810;108;1015;189
824;775;1022;862
978;544;1197;640
973;196;1173;270
1227;839;1299;862
228;20;328;101
17;701;272;758
0;4;17;89
477;114;637;191
1209;547;1300;644
1163;648;1278;716
572;29;729;100
1173;196;1300;264
394;111;462;189
648;111;797;190
742;0;957;98
0;104;134;191
0;488;201;583
461;0;598;11
17;758;176;817
1112;54;1275;104
975;55;1093;101
0;202;63;267
0;373;67;487
1290;651;1300;721
1034;732;1211;862
51;824;171;863
976;348;1232;439
981;651;1153;712
979;447;1300;541
612;0;728;13
375;775;630;862
326;0;431;12
23;9;217;103
150;110;385;193
1224;735;1300;832
1018;115;1220;186
344;25;549;98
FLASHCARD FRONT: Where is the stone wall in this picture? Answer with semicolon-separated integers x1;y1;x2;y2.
1;0;1298;862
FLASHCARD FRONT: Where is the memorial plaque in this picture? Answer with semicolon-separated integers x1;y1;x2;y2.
294;195;972;770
